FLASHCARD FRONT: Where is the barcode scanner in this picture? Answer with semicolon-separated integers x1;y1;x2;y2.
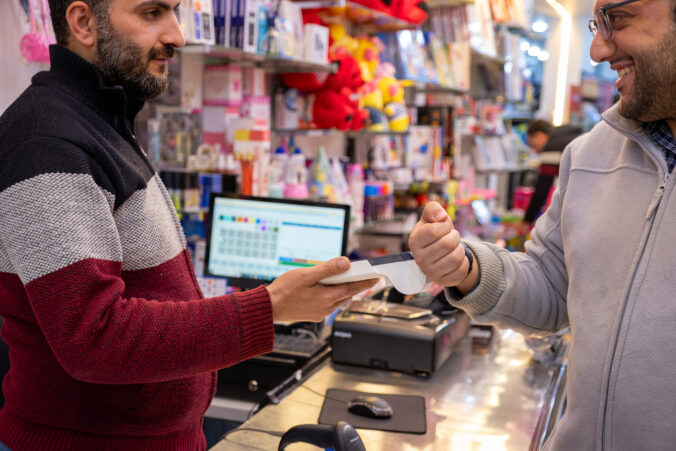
278;421;366;451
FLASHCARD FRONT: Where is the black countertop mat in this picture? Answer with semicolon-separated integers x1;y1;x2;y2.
318;388;426;434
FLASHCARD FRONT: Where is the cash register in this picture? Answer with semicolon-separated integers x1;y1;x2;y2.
331;288;470;376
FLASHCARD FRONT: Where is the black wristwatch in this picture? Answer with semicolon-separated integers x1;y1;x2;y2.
461;242;473;276
446;243;477;300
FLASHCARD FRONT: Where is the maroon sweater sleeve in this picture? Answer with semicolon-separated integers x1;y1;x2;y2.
0;169;274;385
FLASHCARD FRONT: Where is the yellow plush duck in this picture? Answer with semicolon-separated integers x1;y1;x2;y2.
378;76;409;132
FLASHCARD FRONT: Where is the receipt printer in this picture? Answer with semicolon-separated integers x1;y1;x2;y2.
331;300;470;376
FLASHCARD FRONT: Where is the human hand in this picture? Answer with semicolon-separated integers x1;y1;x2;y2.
266;257;379;323
409;202;470;287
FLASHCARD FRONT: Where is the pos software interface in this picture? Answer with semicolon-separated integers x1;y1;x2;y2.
205;193;350;289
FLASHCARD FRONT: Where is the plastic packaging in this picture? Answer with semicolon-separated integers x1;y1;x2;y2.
269;138;289;198
347;164;365;228
283;145;309;199
309;146;333;201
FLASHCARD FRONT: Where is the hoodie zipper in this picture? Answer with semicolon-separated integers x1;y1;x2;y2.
597;125;671;450
646;171;671;220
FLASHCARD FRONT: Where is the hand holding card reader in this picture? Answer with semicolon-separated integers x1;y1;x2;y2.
320;252;428;295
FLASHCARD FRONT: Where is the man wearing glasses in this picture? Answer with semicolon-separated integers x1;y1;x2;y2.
410;0;676;449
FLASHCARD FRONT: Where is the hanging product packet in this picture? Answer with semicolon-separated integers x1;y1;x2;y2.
20;0;54;65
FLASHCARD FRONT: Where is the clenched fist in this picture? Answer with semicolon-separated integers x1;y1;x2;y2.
409;202;476;289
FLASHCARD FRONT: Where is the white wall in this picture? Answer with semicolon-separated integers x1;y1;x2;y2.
1;1;47;114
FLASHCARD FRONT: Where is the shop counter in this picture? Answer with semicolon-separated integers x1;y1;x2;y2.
211;330;565;450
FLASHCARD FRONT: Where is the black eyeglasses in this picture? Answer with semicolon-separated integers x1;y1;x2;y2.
588;0;640;40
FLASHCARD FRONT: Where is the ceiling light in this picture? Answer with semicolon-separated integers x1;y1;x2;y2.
520;41;531;52
545;0;572;126
532;20;548;33
528;46;541;57
538;50;550;61
468;22;482;33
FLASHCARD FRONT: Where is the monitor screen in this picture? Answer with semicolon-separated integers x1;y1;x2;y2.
205;194;350;288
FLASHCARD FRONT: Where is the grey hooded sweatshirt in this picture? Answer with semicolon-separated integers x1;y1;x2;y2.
449;103;675;450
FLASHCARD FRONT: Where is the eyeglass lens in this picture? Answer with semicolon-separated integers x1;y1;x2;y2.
595;10;611;40
588;20;598;36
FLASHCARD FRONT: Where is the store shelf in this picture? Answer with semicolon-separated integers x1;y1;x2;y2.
180;45;336;74
290;0;417;32
350;129;409;137
454;189;497;207
180;206;208;214
271;128;410;137
496;23;544;42
157;165;200;173
356;212;419;236
474;166;536;174
503;113;534;122
407;82;469;96
427;0;474;6
471;49;507;66
393;179;449;192
271;128;339;137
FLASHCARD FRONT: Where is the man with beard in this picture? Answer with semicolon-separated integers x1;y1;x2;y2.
409;0;676;449
0;1;376;449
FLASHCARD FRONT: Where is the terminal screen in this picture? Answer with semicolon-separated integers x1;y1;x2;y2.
206;196;349;284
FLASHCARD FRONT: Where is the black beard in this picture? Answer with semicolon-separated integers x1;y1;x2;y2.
94;18;174;100
618;23;676;123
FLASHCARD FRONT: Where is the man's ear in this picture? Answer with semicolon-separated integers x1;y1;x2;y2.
65;1;98;48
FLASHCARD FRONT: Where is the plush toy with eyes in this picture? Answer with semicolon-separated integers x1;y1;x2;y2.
360;81;386;131
282;54;368;131
378;75;409;132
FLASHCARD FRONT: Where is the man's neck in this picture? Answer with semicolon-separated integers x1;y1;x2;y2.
667;119;676;137
65;42;97;67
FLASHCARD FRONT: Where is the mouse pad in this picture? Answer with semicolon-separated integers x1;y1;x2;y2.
318;389;426;434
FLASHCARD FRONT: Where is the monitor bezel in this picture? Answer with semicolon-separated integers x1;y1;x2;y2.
204;192;351;290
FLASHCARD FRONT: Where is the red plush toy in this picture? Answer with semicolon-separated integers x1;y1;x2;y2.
390;0;428;24
281;54;368;131
312;90;354;130
350;0;391;15
350;0;428;25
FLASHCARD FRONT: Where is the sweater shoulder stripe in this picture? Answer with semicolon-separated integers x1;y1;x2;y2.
115;175;186;271
0;241;13;274
0;173;120;284
0;136;120;195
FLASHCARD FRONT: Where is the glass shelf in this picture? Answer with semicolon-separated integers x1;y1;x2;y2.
180;45;336;74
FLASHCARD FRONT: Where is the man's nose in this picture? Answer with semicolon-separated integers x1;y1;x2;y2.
161;12;185;49
590;32;616;64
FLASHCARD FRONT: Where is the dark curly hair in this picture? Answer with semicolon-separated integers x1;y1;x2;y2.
48;0;111;46
527;120;553;137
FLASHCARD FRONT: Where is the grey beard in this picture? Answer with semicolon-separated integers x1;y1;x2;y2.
94;19;171;100
619;24;676;123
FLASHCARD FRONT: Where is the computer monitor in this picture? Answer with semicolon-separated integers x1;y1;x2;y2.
205;193;350;289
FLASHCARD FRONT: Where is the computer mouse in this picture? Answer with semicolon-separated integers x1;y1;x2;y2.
347;395;393;419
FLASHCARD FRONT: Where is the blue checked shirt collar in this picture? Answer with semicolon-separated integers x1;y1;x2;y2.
644;120;676;173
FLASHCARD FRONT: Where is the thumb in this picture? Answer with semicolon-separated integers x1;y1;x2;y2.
421;202;449;224
305;257;351;282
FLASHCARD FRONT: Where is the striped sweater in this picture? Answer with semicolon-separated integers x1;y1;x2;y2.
0;45;274;450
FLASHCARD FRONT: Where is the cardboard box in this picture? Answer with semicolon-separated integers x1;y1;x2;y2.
203;65;243;106
303;24;329;64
